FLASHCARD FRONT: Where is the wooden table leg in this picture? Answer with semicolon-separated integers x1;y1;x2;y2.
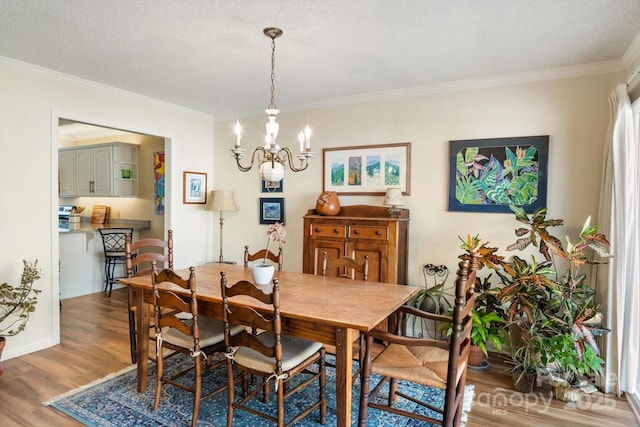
135;287;149;392
334;327;354;427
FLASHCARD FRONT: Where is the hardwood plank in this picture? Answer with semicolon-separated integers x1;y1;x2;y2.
0;288;636;426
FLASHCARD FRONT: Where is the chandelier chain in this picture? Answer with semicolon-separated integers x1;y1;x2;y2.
269;35;277;110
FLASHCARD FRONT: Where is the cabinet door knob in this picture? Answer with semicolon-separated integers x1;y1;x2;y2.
353;229;360;235
315;227;320;232
376;230;381;236
334;228;340;234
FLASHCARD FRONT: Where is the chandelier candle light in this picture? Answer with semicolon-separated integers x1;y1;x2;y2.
230;27;314;183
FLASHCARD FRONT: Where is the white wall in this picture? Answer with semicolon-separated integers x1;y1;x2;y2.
213;72;622;286
0;58;214;359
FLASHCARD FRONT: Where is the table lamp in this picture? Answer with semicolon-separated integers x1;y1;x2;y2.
205;190;238;263
383;187;404;218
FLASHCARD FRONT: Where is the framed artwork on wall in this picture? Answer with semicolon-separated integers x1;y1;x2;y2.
261;178;283;193
448;135;549;213
182;171;207;204
259;197;285;224
322;142;411;195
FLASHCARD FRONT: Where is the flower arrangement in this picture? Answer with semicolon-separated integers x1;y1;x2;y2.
263;222;286;264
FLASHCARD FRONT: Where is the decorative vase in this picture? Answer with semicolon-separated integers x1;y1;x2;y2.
315;191;340;216
251;264;275;286
0;337;5;375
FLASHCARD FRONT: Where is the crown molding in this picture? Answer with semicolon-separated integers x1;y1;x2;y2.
281;60;625;115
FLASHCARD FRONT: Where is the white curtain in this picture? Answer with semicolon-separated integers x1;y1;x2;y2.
595;84;640;396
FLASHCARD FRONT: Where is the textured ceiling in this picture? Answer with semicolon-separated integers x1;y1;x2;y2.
2;0;640;119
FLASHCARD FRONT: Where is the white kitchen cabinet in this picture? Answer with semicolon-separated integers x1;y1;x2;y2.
58;142;138;197
76;145;113;196
58;149;76;196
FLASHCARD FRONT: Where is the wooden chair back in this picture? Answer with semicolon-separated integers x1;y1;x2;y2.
125;229;173;277
220;273;281;361
443;256;476;423
151;265;200;345
322;252;369;280
124;229;173;364
244;245;283;271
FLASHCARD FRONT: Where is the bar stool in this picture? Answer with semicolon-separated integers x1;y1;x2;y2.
98;227;133;297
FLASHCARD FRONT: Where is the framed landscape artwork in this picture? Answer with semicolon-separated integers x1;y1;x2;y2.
259;197;285;225
323;142;411;195
448;135;549;213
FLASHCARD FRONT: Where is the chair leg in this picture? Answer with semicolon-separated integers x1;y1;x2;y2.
389;378;399;405
127;287;137;364
154;342;163;411
103;258;110;293
191;357;202;427
358;336;372;427
277;377;285;427
226;359;235;427
319;349;327;424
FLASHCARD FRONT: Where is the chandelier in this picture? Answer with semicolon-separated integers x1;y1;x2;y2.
230;27;314;183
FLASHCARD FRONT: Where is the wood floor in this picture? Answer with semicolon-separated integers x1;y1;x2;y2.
0;288;637;426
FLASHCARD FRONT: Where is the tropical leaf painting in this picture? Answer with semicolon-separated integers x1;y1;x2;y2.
448;136;549;213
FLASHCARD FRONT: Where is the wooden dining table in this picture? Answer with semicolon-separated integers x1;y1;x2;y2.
120;263;418;427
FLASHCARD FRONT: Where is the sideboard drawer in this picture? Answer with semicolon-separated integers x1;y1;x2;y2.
348;225;388;240
310;224;346;238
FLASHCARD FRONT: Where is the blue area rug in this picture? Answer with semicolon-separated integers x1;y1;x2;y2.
45;353;473;426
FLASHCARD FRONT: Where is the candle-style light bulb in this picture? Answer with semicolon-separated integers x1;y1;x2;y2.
234;121;242;148
298;132;305;152
304;125;311;149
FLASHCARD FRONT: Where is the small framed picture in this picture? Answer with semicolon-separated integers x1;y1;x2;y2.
261;178;283;193
259;197;285;225
183;171;207;204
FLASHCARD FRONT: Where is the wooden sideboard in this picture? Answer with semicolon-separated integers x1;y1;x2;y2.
302;205;409;284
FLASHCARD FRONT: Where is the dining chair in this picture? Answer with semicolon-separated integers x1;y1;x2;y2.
98;227;133;297
358;253;478;427
244;245;284;270
322;252;369;280
220;272;327;427
151;264;244;427
322;252;369;381
124;230;173;364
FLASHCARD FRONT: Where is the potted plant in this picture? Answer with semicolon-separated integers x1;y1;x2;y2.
0;260;42;373
412;264;451;315
437;236;508;367
251;222;285;285
487;206;611;394
506;317;549;393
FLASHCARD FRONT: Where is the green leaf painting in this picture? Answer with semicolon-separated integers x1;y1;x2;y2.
456;145;540;206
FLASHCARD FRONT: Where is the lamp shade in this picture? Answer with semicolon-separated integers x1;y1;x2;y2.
383;187;404;206
205;190;239;212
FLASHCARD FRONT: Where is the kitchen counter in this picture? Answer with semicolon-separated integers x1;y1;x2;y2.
60;218;150;234
59;218;151;299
